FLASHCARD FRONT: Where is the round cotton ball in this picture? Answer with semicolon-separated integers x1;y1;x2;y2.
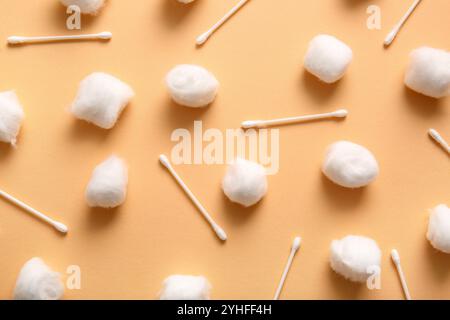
304;34;353;84
330;235;381;283
222;158;268;207
0;91;24;146
322;141;379;188
71;72;134;129
159;275;211;300
86;155;128;208
59;0;105;15
427;204;450;253
166;64;219;108
13;258;64;300
404;47;450;99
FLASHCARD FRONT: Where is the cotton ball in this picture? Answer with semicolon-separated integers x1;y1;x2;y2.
404;47;450;99
13;258;64;300
159;275;211;300
330;235;381;283
427;204;450;253
86;155;128;208
222;158;268;207
166;64;219;108
59;0;105;15
304;34;353;83
71;72;134;129
0;91;24;146
322;141;379;188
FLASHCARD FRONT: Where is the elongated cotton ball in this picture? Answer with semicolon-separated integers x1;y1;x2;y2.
222;158;268;207
304;34;353;84
427;204;450;253
71;72;134;129
0;91;24;146
13;258;64;300
159;275;211;300
86;155;128;208
322;141;379;188
59;0;105;15
166;64;219;108
405;47;450;99
330;235;381;283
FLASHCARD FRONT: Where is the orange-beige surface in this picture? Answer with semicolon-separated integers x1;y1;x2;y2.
0;0;449;300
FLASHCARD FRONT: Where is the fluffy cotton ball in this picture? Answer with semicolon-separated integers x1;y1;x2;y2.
404;47;450;99
427;204;450;253
222;158;268;207
71;72;134;129
13;258;64;300
330;235;381;283
304;34;353;83
86;155;128;208
59;0;105;15
166;64;219;108
322;141;379;188
0;91;24;146
159;275;211;300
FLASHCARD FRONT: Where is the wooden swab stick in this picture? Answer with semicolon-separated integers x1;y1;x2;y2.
7;31;112;45
159;155;227;241
391;249;412;300
196;0;251;46
0;188;68;234
384;0;422;46
429;129;450;154
241;109;348;129
274;237;302;300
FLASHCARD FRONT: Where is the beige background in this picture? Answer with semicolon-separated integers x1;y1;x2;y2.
0;0;449;300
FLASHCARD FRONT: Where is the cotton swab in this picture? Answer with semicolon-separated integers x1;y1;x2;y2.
7;31;112;45
0;189;68;234
429;129;450;154
274;237;302;300
241;109;348;129
159;154;227;241
391;249;412;300
384;0;422;47
196;0;251;46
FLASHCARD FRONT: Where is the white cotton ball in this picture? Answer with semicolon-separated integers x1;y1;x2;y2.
166;64;219;108
59;0;105;15
427;204;450;253
71;72;134;129
13;258;64;300
330;235;381;283
304;34;353;83
404;47;450;99
222;158;268;207
159;275;211;300
322;141;379;188
0;91;24;146
86;155;128;208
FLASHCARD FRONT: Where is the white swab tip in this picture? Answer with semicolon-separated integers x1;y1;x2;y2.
333;109;349;118
196;33;209;46
214;226;228;241
98;31;112;40
7;36;26;44
428;128;440;140
292;237;302;251
391;249;401;264
54;222;68;234
384;29;397;46
159;154;171;168
241;120;261;129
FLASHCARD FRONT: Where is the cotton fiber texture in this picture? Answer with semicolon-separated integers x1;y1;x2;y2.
222;158;268;207
404;47;450;99
0;91;24;146
166;64;219;108
304;34;353;83
60;0;105;15
86;155;128;208
159;275;211;300
322;141;379;188
13;258;64;300
427;204;450;253
330;235;381;283
71;72;134;129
